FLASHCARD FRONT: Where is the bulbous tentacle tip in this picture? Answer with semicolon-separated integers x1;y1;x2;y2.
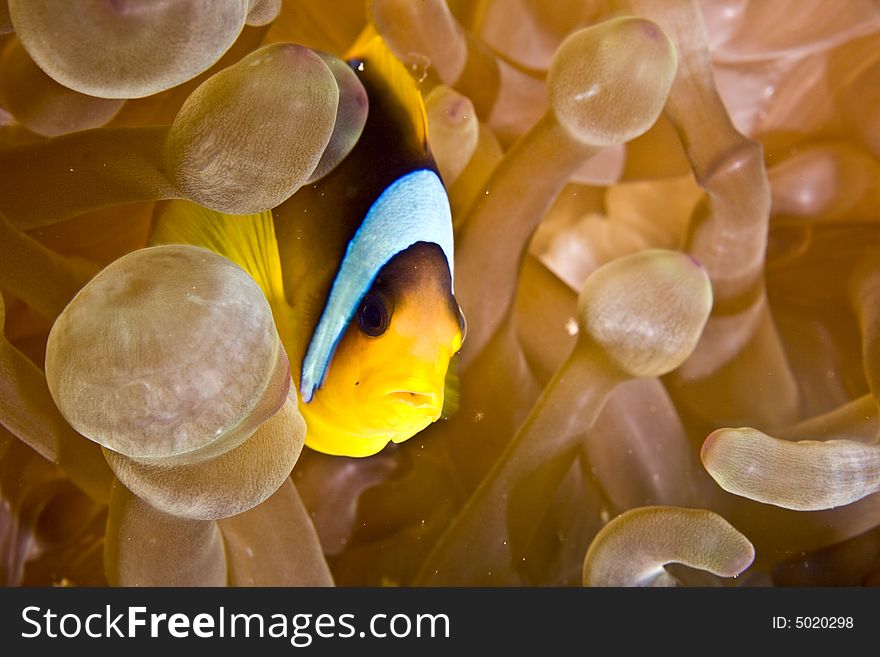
104;396;305;520
8;0;250;99
45;244;287;462
246;0;281;27
548;17;677;147
425;86;479;186
701;427;880;511
167;43;339;214
576;249;713;379
0;37;124;136
582;506;755;587
307;51;369;184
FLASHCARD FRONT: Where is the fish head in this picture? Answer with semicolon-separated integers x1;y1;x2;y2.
300;242;463;457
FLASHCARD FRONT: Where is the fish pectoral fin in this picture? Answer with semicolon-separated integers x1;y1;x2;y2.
151;200;289;316
440;354;460;420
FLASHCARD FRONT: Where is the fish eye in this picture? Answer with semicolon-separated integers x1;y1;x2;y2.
357;292;391;337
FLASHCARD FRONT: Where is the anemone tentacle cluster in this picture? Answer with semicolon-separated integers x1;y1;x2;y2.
1;0;879;587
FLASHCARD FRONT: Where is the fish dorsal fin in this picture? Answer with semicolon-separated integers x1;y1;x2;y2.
151;200;288;318
346;27;427;146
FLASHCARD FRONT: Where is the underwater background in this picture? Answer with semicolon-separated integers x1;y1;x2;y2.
1;0;880;587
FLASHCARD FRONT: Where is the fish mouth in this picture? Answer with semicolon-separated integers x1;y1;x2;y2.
379;379;442;410
299;376;445;457
385;389;439;409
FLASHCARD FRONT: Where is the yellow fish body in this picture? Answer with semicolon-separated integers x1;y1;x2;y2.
152;34;463;457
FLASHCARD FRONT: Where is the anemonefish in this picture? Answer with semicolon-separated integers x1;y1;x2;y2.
151;32;464;458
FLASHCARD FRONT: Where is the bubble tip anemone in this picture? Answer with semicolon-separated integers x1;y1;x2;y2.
548;16;678;147
9;0;250;98
576;249;712;379
45;244;287;462
701;427;880;511
582;506;755;587
166;43;339;214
